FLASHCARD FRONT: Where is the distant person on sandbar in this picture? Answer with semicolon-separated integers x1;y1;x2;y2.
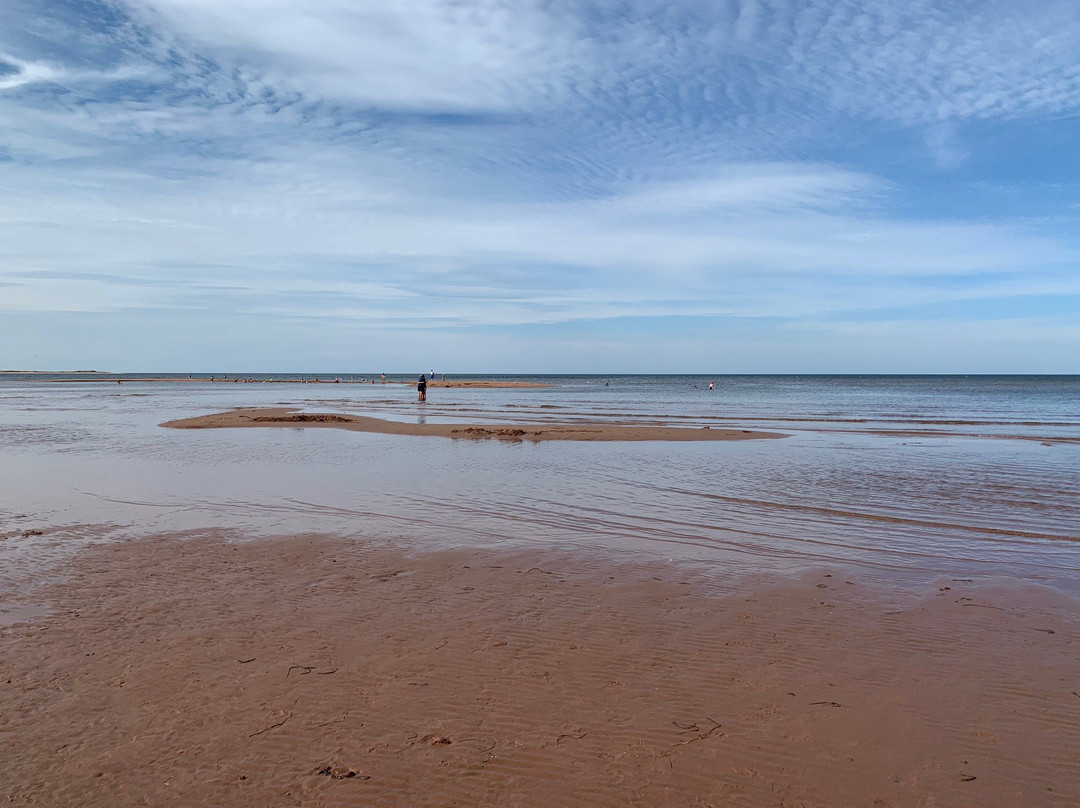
381;372;386;384
417;374;427;402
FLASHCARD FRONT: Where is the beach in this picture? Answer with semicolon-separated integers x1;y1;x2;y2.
4;532;1078;807
2;375;1079;806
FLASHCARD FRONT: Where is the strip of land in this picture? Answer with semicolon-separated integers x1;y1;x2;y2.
52;378;550;387
429;380;550;388
2;533;1077;807
161;407;783;441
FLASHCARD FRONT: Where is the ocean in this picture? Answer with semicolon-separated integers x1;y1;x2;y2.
1;373;1078;599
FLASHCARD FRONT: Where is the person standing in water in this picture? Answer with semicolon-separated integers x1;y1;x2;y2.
417;373;427;402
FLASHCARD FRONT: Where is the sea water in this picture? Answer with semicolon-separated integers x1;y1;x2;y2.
1;374;1078;597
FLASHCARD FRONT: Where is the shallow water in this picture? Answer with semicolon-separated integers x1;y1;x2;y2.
1;374;1078;598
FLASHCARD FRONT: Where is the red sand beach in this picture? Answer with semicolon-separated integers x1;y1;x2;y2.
2;533;1078;806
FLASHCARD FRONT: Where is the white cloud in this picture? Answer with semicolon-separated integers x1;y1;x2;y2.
0;54;64;90
94;0;1080;163
1;152;1075;329
780;0;1080;124
0;49;155;94
119;0;587;112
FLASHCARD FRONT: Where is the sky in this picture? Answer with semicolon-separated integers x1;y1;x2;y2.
1;0;1079;373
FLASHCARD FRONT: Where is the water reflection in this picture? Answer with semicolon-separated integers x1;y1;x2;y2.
0;376;1078;594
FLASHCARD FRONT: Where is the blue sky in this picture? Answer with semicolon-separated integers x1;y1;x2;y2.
1;0;1079;372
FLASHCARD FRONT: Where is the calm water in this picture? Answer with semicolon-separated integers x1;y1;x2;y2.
1;374;1078;602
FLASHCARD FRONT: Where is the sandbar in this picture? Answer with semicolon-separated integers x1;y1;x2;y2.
427;380;551;388
161;407;784;441
2;533;1077;806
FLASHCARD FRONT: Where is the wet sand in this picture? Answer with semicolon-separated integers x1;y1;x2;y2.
428;380;551;388
2;533;1078;807
162;407;784;442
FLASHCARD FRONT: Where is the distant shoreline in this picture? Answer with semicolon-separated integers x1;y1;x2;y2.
46;377;550;388
4;371;1078;378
